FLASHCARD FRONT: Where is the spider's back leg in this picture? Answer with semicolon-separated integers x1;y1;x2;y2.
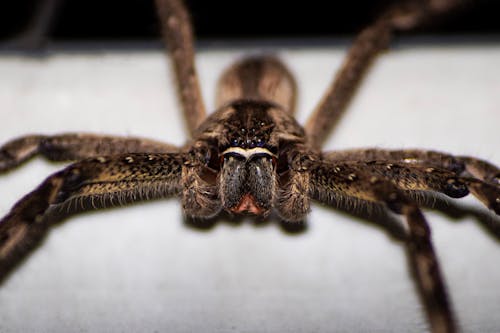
304;0;468;148
156;0;207;135
216;56;297;113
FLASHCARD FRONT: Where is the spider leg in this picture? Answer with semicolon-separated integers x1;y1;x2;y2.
0;133;179;173
304;0;467;148
0;152;183;280
155;0;207;135
323;148;500;186
275;170;310;222
304;17;391;148
319;158;500;215
308;160;458;333
181;164;221;219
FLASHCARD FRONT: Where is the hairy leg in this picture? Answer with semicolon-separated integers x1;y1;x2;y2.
0;152;184;280
3;0;61;49
323;148;500;186
308;159;462;333
305;0;468;148
0;133;179;173
155;0;207;135
275;170;310;222
315;158;500;215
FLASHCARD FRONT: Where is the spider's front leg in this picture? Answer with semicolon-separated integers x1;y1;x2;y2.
322;150;500;214
324;148;500;187
273;146;313;222
308;159;458;333
0;133;179;173
0;152;184;280
180;147;221;219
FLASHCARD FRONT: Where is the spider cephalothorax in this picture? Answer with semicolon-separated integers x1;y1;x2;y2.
0;0;499;332
186;94;308;220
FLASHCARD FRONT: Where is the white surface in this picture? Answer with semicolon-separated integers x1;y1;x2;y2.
0;42;499;333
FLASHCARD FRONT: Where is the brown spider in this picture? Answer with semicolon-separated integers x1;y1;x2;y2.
0;0;499;332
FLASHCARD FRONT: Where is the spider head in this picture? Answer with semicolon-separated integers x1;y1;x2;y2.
194;99;306;219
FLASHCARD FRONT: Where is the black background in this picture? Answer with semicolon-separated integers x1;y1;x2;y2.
1;0;500;44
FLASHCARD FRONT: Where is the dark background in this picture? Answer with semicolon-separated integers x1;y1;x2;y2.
1;0;499;47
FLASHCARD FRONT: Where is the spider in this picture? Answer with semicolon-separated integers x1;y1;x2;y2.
0;0;499;332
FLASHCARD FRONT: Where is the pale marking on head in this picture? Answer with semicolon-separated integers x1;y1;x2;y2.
222;147;275;159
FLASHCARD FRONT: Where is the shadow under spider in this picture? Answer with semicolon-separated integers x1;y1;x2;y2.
421;196;500;242
184;211;308;234
322;194;500;243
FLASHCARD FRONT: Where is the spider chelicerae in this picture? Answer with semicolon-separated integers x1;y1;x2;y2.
1;0;499;332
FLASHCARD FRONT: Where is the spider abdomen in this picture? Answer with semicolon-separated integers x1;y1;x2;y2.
216;56;297;113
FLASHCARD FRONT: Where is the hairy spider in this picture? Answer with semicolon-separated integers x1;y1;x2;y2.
0;0;499;332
